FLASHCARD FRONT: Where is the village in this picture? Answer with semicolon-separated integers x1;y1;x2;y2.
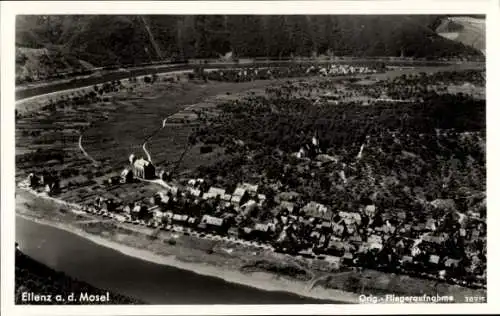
21;128;486;290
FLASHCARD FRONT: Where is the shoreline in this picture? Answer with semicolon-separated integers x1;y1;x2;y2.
16;214;360;304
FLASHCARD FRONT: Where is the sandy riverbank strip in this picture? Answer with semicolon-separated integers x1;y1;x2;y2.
16;213;360;304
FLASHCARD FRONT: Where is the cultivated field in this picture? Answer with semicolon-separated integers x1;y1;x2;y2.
16;74;277;205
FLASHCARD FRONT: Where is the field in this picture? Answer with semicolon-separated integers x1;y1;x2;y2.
16;74;277;205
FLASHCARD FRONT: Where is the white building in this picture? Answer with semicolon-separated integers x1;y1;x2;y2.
203;187;226;199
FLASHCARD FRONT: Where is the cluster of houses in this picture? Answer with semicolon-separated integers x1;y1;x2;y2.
204;64;380;83
22;145;485;288
306;64;377;76
76;160;486;288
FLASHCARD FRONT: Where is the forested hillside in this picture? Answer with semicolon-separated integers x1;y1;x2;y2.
17;15;483;68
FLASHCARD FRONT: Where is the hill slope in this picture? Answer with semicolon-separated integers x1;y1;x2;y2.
436;16;485;55
16;46;95;83
16;15;484;82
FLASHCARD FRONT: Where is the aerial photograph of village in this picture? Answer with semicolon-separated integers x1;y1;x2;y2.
13;14;486;305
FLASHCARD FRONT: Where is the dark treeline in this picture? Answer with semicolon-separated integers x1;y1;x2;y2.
202;94;485;154
16;15;483;67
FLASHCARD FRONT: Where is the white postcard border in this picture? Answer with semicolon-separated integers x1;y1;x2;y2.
1;1;498;315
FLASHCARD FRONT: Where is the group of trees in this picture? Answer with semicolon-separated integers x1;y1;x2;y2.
199;90;484;153
191;69;485;210
15;46;94;85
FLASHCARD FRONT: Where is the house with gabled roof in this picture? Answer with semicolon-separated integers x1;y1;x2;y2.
120;168;134;183
342;252;354;265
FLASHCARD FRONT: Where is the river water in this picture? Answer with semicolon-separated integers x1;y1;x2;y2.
16;216;336;304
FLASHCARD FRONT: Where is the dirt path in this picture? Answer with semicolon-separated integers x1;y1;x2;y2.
142;141;153;164
78;134;100;166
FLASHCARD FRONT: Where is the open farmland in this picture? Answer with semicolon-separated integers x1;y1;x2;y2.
16;73;278;205
81;80;276;171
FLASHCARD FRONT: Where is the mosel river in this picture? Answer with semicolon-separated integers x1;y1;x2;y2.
16;216;337;304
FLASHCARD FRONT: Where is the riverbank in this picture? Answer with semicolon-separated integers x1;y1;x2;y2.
16;188;486;304
17;213;357;304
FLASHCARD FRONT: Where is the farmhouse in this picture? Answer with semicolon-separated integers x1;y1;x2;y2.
152;208;166;221
401;255;414;264
172;214;189;225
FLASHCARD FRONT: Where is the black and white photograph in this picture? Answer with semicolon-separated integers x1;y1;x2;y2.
1;0;497;314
